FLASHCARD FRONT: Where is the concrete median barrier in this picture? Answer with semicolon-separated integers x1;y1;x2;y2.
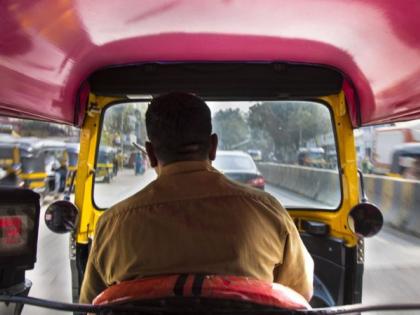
258;162;420;237
257;162;340;207
364;174;420;237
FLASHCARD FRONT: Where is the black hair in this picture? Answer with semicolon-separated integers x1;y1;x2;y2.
145;92;212;164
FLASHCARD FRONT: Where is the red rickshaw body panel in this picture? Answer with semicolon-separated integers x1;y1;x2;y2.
1;0;420;126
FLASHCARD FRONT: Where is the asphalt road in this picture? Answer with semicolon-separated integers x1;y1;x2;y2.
23;209;71;315
92;168;333;209
21;169;420;315
362;226;420;315
266;183;333;209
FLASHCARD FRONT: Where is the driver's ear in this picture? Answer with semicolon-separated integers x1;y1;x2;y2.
208;134;218;161
145;141;158;168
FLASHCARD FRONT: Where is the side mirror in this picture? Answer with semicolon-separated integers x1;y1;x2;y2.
44;200;78;233
348;203;383;237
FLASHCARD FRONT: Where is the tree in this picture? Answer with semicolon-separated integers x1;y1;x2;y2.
213;109;249;149
246;127;275;160
248;101;330;162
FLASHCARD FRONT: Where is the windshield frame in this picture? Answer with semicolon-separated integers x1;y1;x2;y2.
92;98;343;212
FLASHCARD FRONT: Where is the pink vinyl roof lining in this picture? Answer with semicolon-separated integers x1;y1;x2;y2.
1;0;420;127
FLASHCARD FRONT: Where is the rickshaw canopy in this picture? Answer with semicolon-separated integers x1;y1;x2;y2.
1;0;420;126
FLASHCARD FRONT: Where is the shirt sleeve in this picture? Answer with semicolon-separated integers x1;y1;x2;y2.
79;253;107;304
273;218;314;301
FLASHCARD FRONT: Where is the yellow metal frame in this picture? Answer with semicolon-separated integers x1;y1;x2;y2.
0;158;14;165
74;92;360;246
19;172;48;190
20;172;47;180
289;93;359;247
75;95;123;243
28;180;45;189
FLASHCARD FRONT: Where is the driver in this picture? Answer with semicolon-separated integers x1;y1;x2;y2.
80;92;314;303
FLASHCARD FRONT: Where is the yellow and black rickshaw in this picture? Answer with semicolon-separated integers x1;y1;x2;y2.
0;136;68;201
1;1;420;315
95;146;116;183
65;142;80;188
0;135;24;188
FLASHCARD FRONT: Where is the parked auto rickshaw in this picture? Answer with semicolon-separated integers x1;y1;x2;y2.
0;135;24;188
0;136;68;201
65;142;80;190
1;1;420;315
95;146;116;183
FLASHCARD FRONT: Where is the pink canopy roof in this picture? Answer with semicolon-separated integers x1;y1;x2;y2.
1;0;420;126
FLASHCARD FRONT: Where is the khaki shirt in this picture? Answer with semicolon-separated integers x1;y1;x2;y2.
80;161;313;303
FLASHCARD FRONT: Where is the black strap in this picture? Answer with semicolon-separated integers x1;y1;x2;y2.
173;274;188;296
192;274;206;296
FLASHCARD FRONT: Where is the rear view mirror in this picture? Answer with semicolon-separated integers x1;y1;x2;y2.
348;203;383;237
44;201;78;233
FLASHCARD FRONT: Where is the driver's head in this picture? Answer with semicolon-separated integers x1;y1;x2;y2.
145;92;217;167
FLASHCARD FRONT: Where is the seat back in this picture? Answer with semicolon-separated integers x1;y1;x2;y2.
93;274;310;311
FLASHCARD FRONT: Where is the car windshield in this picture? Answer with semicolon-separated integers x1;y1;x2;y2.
213;155;256;171
94;100;340;210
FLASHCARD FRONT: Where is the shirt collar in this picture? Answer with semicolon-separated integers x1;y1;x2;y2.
158;160;214;177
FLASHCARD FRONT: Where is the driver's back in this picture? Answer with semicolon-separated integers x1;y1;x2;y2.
79;160;313;303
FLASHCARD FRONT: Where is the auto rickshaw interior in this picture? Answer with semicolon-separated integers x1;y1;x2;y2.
1;1;420;313
40;62;383;309
0;60;388;315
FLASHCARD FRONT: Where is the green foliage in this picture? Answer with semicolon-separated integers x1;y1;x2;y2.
100;101;331;164
248;102;330;162
247;127;275;159
213;109;249;149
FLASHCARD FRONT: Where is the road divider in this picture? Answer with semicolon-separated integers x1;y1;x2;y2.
364;174;420;237
258;162;420;237
257;162;340;207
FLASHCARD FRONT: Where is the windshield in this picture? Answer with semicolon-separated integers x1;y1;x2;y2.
94;100;340;210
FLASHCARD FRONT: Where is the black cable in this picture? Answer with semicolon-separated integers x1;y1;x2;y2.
0;295;162;314
1;295;420;314
302;303;420;314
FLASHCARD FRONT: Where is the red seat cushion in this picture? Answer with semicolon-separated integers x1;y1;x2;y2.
93;274;310;310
